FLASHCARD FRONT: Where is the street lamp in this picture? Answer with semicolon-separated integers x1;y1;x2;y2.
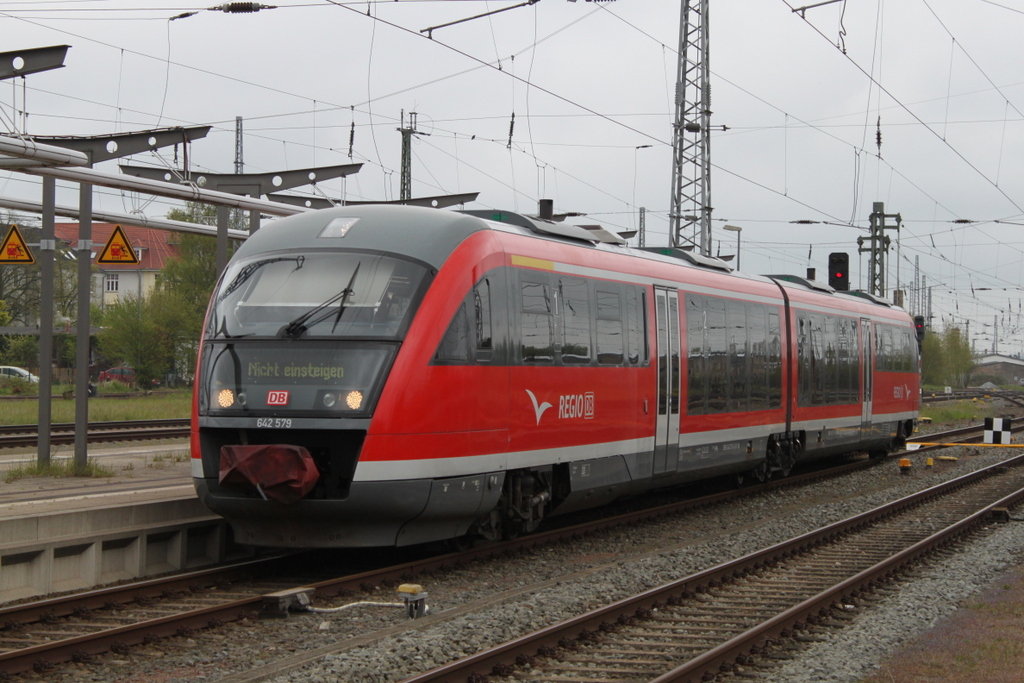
633;145;653;239
723;224;742;270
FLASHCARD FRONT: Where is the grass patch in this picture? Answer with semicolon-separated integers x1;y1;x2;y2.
4;458;116;483
147;451;191;469
921;399;995;424
0;391;192;425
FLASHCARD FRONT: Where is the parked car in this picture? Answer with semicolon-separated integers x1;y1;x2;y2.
0;366;39;383
97;367;160;387
98;367;136;384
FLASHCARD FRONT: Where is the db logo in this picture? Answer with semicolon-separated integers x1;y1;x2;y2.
266;390;290;406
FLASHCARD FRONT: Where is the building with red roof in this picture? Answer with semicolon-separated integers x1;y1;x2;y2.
53;223;180;307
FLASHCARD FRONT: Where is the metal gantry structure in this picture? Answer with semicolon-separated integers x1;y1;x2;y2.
398;111;427;202
858;201;902;299
669;0;712;254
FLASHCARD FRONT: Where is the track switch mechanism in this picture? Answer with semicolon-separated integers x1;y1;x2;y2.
397;583;429;619
261;586;315;618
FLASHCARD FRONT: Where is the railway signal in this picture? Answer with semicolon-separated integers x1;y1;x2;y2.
828;252;850;291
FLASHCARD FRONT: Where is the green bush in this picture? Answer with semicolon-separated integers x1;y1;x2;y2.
0;377;36;395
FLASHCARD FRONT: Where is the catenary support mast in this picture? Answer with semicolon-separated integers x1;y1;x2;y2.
669;0;711;253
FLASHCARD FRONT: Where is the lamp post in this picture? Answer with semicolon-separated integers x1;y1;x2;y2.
633;145;652;239
723;224;742;270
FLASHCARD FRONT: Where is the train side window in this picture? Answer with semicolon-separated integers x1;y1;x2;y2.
767;310;782;408
813;314;826;405
823;315;836;405
848;318;858;401
874;323;887;372
686;294;707;415
596;286;624;365
656;294;668;415
748;303;767;411
837;317;850;403
435;303;469;362
882;326;894;371
797;314;810;406
474;278;492;363
706;297;727;413
669;294;681;414
641;290;649;363
900;330;913;371
521;279;554;363
907;330;918;369
726;299;748;412
560;277;592;364
626;287;643;365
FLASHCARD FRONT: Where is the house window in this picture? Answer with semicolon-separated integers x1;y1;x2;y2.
105;273;119;292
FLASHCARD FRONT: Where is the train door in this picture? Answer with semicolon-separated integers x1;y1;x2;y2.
861;318;873;428
654;288;681;475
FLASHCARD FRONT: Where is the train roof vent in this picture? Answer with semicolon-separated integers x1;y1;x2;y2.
460;210;602;245
640;247;734;272
844;290;893;307
765;274;835;293
578;224;627;245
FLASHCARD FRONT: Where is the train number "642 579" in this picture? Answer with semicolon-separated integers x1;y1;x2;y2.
256;418;292;429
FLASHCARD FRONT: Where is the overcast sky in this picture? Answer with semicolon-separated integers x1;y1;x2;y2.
3;0;1023;354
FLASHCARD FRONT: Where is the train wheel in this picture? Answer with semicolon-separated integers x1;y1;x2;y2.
750;461;769;483
447;535;474;552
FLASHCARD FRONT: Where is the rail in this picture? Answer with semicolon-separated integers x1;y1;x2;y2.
398;452;1024;683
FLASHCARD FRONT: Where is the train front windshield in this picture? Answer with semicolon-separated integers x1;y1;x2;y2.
200;251;428;418
208;252;428;340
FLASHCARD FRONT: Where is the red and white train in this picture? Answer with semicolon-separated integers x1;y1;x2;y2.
191;204;920;548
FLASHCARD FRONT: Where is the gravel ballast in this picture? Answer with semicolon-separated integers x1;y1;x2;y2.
264;448;1024;683
40;443;1024;683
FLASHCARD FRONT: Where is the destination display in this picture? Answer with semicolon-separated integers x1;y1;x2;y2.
203;342;395;416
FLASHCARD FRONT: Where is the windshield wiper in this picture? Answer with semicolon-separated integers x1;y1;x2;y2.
280;263;360;338
217;255;304;303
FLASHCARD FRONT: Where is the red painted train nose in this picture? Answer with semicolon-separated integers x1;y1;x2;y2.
219;445;319;504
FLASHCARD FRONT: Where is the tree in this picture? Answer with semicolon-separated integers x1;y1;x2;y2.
149;287;199;384
97;293;170;388
160;201;246;381
920;325;975;388
0;216;86;328
0;335;38;370
920;330;944;386
0;221;41;325
943;327;974;388
159;231;217;328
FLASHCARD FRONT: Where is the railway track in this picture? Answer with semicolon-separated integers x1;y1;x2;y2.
0;418;190;449
401;451;1024;683
0;447;903;676
0;422;1004;677
922;388;1024;407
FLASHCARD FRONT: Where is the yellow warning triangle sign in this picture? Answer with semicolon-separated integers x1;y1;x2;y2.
0;224;35;264
97;225;139;264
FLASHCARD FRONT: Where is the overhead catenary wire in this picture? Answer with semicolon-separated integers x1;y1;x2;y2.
4;2;1022;345
783;0;1024;218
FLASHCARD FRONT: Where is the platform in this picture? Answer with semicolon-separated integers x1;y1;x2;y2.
0;441;248;602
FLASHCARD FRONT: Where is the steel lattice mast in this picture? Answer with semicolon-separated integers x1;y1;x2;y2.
669;0;711;254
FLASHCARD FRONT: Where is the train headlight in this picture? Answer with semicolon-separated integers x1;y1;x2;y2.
345;390;363;410
323;392;337;408
217;389;235;408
